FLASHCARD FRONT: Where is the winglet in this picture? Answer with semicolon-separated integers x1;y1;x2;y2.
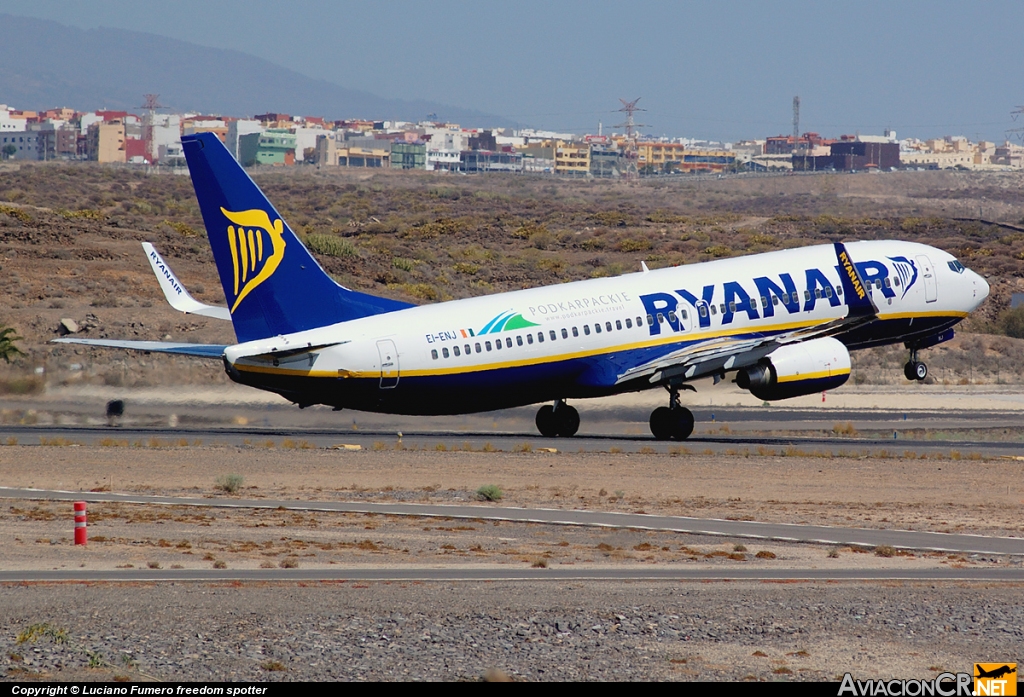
142;242;232;321
834;242;877;317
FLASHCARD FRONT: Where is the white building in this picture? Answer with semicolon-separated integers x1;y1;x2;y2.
227;119;261;159
151;114;182;164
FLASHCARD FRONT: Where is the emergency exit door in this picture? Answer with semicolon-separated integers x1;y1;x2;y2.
377;339;400;389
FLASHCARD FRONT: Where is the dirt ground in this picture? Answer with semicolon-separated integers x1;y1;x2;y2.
2;445;1022;573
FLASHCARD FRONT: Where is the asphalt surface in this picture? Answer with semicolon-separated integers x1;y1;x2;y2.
2;422;1022;457
4;487;1023;556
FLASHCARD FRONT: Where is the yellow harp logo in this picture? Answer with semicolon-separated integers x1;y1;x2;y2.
222;207;287;313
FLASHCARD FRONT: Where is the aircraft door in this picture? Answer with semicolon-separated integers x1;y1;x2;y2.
376;339;400;389
915;255;937;303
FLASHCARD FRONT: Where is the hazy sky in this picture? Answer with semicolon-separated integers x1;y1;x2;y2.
3;0;1022;142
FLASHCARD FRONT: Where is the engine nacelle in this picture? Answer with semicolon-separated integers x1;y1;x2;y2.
736;337;851;401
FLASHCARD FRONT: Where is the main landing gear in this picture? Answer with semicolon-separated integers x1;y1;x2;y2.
904;348;928;382
536;400;580;438
649;385;694;441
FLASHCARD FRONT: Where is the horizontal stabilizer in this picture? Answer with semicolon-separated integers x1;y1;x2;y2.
142;243;231;321
51;338;226;358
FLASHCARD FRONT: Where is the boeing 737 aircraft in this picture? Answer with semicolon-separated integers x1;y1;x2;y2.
55;132;990;440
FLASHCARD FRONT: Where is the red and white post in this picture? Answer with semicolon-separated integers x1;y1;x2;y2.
73;501;87;545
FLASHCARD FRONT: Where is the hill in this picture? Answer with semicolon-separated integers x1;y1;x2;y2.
0;14;506;125
0;164;1022;390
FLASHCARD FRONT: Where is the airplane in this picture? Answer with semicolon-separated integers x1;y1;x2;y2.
54;132;990;440
975;665;1016;680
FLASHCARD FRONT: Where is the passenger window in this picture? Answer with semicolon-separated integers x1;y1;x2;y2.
442;347;449;358
485;341;492;351
475;342;481;353
495;340;501;351
804;290;811;301
719;304;726;314
583;325;590;335
537;332;544;343
728;302;736;313
465;344;471;355
884;278;891;288
561;328;568;339
526;334;534;344
637;317;643;326
894;277;900;287
550;330;557;341
595;324;602;334
625;318;632;329
615;320;622;330
453;345;461;357
699;305;708;318
760;296;767;307
572;326;579;337
516;335;523;346
772;296;779;306
836;286;843;295
814;288;821;299
824;286;833;298
606;321;613;332
710;305;717;315
431;349;438;360
657;313;664;324
646;314;654;326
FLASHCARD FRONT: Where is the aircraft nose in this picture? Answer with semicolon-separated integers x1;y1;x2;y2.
970;269;990;305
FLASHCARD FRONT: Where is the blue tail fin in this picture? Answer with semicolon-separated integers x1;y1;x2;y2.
181;132;413;343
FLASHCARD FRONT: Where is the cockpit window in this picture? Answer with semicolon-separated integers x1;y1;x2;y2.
948;260;965;274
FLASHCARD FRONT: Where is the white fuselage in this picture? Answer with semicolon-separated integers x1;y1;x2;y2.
223;240;988;414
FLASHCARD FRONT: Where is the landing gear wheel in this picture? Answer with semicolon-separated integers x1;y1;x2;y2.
650;406;673;440
555;405;580;437
536;403;580;437
536;405;558;437
904;361;927;382
650;406;694;441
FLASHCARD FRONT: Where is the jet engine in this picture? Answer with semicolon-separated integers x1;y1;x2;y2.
736;337;851;401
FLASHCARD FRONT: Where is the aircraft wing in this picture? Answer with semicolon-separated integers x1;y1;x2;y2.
616;242;878;386
51;338;227;358
142;242;232;321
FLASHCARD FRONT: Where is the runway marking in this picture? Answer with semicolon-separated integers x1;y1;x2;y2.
2;487;1023;556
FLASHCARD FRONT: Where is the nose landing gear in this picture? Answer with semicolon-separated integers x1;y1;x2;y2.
535;400;580;437
904;348;928;382
649;385;694;441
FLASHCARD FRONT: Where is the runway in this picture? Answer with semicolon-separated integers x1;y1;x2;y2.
1;421;1021;457
4;487;1023;556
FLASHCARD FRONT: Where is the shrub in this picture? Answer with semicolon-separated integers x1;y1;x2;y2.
215;474;244;493
874;545;896;558
999;306;1024;339
306;233;357;257
476;484;503;502
0;326;25;364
